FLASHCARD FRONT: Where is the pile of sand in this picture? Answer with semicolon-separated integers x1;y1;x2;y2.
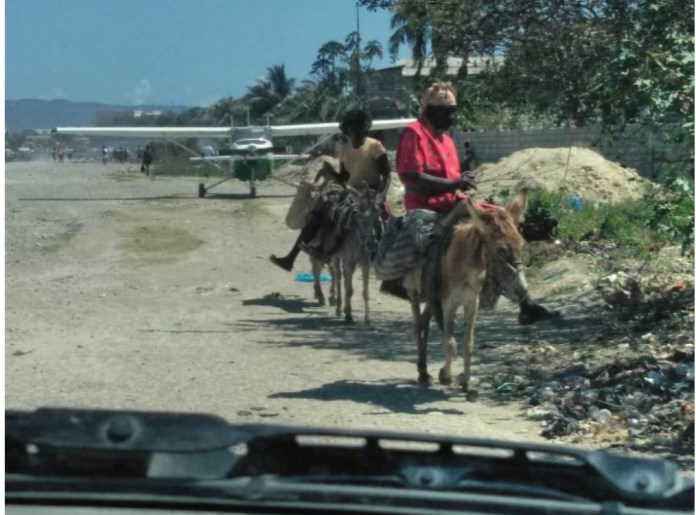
475;147;649;203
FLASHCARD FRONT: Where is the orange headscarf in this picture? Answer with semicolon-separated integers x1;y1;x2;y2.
419;81;457;115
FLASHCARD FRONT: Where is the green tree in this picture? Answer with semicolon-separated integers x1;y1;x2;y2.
387;0;429;78
245;64;296;121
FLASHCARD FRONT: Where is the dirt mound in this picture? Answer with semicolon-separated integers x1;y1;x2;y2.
475;147;649;203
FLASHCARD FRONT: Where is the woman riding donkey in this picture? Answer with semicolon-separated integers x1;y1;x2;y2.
269;109;391;271
382;81;560;326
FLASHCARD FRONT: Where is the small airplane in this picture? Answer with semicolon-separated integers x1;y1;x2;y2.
53;118;415;197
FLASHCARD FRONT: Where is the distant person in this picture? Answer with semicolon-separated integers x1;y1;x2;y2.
201;145;215;177
101;145;108;165
462;141;476;172
52;146;57;161
136;145;143;162
141;144;154;177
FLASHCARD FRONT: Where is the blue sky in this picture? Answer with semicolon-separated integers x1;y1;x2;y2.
6;0;399;107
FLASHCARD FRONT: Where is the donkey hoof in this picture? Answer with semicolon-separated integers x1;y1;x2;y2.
418;372;433;386
466;390;479;402
438;368;452;385
317;298;326;307
344;314;354;325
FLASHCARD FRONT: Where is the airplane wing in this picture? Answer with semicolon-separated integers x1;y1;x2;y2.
52;127;232;138
190;154;310;162
269;118;415;137
53;118;416;139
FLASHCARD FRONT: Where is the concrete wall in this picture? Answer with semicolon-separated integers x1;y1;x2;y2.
451;126;679;178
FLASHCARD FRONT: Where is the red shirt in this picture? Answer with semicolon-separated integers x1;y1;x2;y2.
396;119;498;213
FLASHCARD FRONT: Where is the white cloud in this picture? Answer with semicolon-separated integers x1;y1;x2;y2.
128;79;153;105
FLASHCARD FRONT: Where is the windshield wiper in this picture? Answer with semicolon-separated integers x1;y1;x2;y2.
6;407;694;513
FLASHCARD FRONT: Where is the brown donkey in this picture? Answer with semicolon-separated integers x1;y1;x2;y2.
403;188;529;394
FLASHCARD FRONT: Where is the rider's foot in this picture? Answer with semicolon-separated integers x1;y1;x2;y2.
269;254;294;272
518;300;561;325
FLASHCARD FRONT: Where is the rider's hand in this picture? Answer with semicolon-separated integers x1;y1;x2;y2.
458;172;477;192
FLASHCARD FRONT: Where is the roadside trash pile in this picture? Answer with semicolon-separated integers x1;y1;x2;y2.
493;265;694;446
520;345;694;443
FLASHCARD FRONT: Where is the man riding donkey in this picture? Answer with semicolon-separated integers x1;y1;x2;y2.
378;81;560;324
269;109;391;272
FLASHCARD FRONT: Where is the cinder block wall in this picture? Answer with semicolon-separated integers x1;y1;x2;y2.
451;126;678;178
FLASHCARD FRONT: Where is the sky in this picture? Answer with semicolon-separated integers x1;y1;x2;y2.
6;0;400;107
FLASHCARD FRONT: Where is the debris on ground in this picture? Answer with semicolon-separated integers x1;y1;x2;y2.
492;242;693;456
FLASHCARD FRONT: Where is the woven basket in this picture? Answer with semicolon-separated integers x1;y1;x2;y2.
285;181;320;229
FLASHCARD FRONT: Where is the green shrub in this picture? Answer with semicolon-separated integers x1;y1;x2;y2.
516;187;692;258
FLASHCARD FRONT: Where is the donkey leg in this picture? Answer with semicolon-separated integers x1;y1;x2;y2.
362;262;370;325
310;257;325;306
460;295;480;395
420;305;432;347
343;263;355;325
410;298;431;385
438;301;457;386
333;258;343;317
328;262;337;306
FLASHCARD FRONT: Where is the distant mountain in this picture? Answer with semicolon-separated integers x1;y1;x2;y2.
5;99;192;132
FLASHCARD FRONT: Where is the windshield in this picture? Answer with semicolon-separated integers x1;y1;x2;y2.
5;0;694;508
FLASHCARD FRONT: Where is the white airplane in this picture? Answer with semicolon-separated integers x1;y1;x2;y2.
53;118;415;197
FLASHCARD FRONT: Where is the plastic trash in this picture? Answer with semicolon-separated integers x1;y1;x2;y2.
567;194;583;211
295;272;332;283
497;382;517;392
592;408;612;425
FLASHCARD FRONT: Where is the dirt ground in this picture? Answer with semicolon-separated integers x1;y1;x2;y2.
4;160;688;468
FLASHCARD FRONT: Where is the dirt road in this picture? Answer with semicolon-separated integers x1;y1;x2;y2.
6;160;603;443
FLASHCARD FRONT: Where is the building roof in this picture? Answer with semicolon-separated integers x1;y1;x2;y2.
393;56;503;77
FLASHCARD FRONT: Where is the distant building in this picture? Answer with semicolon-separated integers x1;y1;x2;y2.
364;56;503;119
95;109;163;125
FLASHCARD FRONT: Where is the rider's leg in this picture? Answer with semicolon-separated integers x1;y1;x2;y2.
269;211;323;272
499;266;561;324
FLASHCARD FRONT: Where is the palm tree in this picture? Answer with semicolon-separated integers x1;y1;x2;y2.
388;0;429;78
361;40;384;69
245;64;296;121
311;41;349;97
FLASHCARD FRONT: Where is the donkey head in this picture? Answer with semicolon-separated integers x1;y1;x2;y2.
465;188;529;301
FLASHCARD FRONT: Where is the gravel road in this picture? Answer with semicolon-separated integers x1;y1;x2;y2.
6;160;598;443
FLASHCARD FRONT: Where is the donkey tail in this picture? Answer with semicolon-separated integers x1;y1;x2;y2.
431;299;444;331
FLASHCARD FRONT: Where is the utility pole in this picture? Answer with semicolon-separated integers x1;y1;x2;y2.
355;1;362;97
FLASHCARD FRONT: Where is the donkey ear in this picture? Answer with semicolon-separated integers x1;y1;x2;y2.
506;187;529;224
